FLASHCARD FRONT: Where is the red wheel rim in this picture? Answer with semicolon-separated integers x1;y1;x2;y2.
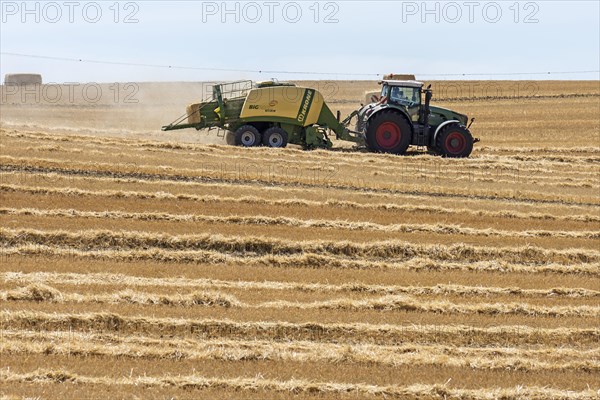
375;122;401;149
445;132;467;154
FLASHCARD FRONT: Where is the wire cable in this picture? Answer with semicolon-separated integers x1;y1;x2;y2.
2;52;599;78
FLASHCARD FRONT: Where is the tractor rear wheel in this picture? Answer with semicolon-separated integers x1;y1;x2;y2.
234;125;261;147
262;127;288;148
366;111;411;154
436;125;473;158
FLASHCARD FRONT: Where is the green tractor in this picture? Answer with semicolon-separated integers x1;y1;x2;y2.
352;79;478;157
162;77;478;157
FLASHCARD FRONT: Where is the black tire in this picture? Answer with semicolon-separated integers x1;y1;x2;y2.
224;130;236;146
365;110;411;154
262;127;288;148
436;125;473;158
234;125;261;147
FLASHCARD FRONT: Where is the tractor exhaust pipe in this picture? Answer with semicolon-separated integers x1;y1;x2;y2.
421;84;434;148
422;84;432;127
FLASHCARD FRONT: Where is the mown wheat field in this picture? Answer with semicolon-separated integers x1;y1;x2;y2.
0;80;599;399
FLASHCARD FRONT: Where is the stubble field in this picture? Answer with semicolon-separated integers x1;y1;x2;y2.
0;80;599;399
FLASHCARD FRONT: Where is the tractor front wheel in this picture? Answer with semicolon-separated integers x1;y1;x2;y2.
366;111;411;155
262;127;288;148
234;125;261;147
436;125;473;158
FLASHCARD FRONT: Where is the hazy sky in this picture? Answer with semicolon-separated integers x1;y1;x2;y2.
1;0;599;82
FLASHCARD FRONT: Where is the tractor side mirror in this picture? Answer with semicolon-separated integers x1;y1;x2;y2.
467;117;475;129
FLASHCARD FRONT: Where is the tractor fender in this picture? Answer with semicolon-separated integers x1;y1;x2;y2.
433;120;464;143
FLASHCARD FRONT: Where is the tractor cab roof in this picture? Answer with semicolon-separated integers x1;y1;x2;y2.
256;80;296;88
379;80;424;88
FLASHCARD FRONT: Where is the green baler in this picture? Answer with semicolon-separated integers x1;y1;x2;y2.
161;80;362;149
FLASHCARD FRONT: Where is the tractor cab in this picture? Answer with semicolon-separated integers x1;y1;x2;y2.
381;80;423;106
379;80;425;122
354;77;476;157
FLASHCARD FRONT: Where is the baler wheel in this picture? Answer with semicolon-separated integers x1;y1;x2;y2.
225;130;236;145
262;127;288;148
234;125;261;147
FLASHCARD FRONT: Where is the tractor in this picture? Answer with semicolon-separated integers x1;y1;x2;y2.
352;78;477;157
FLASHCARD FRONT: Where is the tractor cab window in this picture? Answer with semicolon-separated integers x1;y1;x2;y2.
380;85;390;98
389;86;420;107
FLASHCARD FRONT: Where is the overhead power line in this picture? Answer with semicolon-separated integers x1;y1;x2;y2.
419;70;600;77
2;52;599;78
0;52;378;77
